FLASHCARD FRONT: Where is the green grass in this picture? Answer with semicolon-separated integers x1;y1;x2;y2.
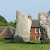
0;41;50;50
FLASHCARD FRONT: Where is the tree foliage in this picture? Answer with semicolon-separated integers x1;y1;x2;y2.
0;15;7;23
0;15;16;27
8;20;16;28
0;15;8;26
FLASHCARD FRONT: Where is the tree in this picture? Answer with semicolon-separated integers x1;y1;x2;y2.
8;20;16;28
0;15;16;27
0;15;7;23
0;15;8;26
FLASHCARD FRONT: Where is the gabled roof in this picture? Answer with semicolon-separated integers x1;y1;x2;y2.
31;20;40;27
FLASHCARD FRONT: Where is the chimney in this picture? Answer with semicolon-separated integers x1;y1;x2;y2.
28;14;32;20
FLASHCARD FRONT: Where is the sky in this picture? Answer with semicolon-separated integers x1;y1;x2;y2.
0;0;50;22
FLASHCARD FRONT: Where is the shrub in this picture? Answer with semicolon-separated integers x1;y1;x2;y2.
43;38;50;44
0;36;5;41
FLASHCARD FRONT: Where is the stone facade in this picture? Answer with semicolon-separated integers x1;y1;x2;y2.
14;11;32;42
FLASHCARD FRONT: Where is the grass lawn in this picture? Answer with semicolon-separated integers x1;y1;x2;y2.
0;41;50;50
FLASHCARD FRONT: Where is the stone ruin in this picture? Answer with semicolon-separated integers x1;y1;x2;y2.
38;12;50;40
14;11;32;42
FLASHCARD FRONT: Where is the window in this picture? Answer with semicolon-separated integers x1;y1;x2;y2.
39;29;41;33
35;28;39;33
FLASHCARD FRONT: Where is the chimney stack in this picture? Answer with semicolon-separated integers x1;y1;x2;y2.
28;14;32;20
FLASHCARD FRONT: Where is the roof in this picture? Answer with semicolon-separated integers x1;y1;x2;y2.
31;20;40;27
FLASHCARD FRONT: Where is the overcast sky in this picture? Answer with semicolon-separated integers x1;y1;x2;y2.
0;0;50;22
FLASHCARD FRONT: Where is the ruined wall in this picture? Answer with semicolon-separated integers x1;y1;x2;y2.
14;11;32;42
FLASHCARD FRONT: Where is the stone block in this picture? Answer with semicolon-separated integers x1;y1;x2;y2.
14;11;32;42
